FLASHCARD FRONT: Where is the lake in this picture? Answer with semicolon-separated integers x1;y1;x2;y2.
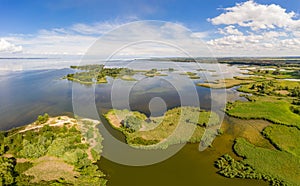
0;59;267;186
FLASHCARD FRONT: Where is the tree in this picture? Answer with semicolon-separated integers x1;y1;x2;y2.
0;157;16;185
123;116;142;132
37;113;49;124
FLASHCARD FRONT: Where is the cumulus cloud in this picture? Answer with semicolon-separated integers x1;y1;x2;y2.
218;26;243;36
206;1;300;56
208;0;298;31
0;39;22;53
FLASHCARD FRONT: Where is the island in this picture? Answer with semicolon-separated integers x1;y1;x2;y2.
0;113;107;185
63;65;174;85
104;107;220;149
63;65;203;85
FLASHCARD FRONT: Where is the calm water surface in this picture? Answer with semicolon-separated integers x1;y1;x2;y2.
0;61;267;186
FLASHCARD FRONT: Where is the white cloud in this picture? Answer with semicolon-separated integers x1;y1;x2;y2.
206;1;300;56
0;39;22;53
71;22;127;35
190;32;209;39
1;21;211;58
1;20;130;56
208;0;297;31
218;26;243;36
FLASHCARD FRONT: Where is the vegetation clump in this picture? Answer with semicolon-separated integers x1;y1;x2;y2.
36;113;49;124
215;154;285;186
65;64;136;84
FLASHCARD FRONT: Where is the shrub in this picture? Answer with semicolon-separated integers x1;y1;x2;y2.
123;116;142;132
36;113;49;124
14;162;33;174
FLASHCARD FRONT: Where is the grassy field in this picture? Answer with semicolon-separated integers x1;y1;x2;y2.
197;76;261;89
233;138;300;185
25;156;79;183
226;96;300;128
104;107;220;149
262;125;300;157
238;79;300;96
216;65;300;185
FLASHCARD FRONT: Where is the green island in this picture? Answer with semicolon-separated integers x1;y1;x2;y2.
104;107;220;149
0;113;107;185
214;64;300;185
64;65;201;84
63;65;179;84
180;72;201;79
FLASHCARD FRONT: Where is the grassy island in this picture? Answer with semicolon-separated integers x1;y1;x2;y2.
64;64;136;84
104;107;220;149
0;114;107;185
64;65;177;85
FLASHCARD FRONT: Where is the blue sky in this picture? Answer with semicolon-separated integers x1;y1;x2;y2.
1;0;300;57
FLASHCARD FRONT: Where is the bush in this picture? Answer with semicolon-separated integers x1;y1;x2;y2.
0;157;16;185
18;140;47;159
128;137;159;145
14;162;33;174
123;116;142;132
36;113;49;124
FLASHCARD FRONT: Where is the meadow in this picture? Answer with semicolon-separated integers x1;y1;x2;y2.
215;65;300;185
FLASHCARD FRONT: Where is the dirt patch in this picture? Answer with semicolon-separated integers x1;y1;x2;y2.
24;156;79;183
106;114;122;128
275;90;289;95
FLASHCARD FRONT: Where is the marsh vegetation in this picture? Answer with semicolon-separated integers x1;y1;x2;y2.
216;65;300;185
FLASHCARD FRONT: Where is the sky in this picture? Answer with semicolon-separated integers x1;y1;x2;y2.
1;0;300;57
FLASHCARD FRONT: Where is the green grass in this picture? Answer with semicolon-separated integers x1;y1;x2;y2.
226;96;300;128
233;138;300;185
215;154;284;185
197;77;258;89
104;107;220;149
262;125;300;157
238;79;300;96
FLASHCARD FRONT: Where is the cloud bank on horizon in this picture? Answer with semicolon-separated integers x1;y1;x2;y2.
0;0;300;57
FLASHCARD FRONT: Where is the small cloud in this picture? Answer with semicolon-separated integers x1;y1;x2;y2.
218;26;243;36
190;32;209;39
0;39;23;53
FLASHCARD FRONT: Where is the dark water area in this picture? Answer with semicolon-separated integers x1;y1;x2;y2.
0;69;74;130
98;116;268;186
0;68;215;130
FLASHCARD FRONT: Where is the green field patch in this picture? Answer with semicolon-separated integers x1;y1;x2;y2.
238;79;300;97
226;96;300;128
197;76;262;89
233;138;300;185
262;125;300;157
